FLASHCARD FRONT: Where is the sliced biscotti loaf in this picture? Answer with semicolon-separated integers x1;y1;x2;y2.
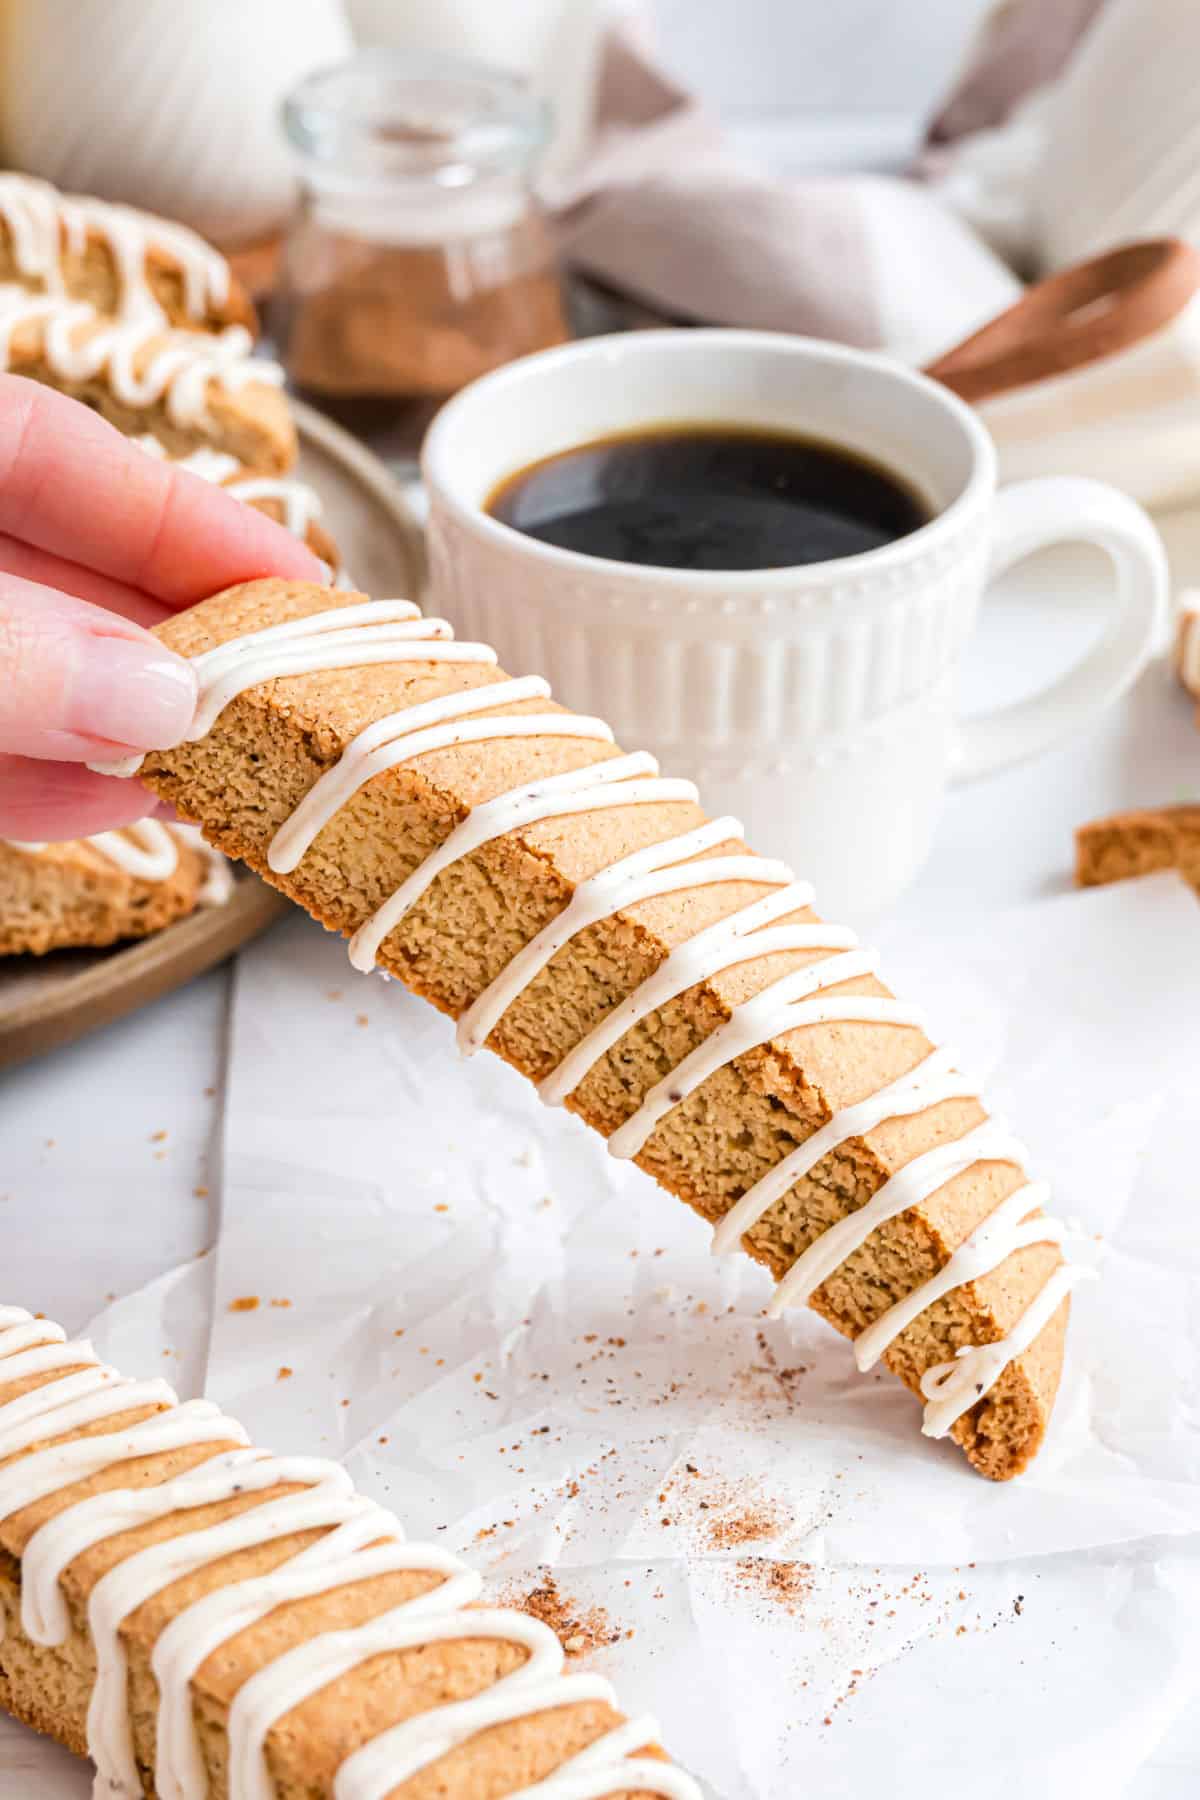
134;580;1077;1482
0;1305;689;1800
0;825;215;955
0;291;293;471
0;172;256;334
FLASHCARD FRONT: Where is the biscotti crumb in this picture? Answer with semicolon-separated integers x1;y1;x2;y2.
276;1366;293;1380
1076;803;1200;896
495;1574;621;1657
229;1295;260;1312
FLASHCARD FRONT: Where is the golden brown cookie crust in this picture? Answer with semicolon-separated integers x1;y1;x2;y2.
1076;803;1200;895
137;580;1069;1482
1;312;295;473
0;1326;675;1800
0;835;207;956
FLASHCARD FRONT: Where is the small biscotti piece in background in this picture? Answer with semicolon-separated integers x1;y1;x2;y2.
1076;804;1200;897
0;172;256;334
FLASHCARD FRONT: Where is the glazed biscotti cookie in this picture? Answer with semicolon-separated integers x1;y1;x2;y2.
0;172;256;334
1076;803;1200;897
0;823;230;955
0;287;293;471
0;1304;694;1800
119;581;1084;1482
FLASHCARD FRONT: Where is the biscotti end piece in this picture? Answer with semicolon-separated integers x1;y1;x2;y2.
135;579;1072;1483
0;834;207;955
0;1305;687;1800
1075;805;1200;897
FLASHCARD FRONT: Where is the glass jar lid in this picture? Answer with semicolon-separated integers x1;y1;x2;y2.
283;50;552;192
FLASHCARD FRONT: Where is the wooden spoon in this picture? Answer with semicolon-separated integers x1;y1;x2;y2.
924;238;1200;404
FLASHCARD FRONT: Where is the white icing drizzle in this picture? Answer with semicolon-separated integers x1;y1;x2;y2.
0;284;281;431
270;679;617;879
537;876;816;1108
134;434;242;484
4;819;233;907
84;819;178;881
227;476;324;541
766;1118;1027;1316
712;1045;979;1257
919;1261;1095;1438
90;603;499;781
187;602;495;742
1175;590;1200;696
852;1181;1062;1372
458;819;794;1057
349;752;699;976
607;948;924;1162
507;1717;703;1800
0;173;231;325
0;1308;697;1800
4;819;177;880
90;600;1087;1434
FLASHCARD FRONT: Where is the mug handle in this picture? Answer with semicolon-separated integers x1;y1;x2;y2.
951;476;1168;784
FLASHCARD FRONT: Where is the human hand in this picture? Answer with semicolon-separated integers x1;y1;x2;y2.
0;375;323;841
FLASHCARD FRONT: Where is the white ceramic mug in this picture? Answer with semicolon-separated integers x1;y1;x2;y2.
422;330;1167;918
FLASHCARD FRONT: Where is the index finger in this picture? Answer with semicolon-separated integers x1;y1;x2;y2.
0;375;324;609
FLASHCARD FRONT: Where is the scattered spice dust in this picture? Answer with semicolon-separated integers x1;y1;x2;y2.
229;1296;260;1313
732;1558;812;1613
496;1574;625;1658
704;1499;787;1549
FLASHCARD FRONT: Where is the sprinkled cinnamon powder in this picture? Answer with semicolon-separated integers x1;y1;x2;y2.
704;1500;787;1549
731;1558;812;1613
495;1574;624;1658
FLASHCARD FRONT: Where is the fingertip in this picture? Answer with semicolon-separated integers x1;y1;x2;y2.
0;755;159;841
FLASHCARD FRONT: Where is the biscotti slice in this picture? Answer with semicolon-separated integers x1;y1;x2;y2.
0;1304;695;1800
0;288;294;472
1076;804;1200;897
0;172;256;334
1174;591;1200;702
125;581;1084;1482
0;823;230;955
134;439;341;570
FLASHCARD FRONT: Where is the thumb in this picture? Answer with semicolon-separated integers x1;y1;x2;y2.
0;575;196;762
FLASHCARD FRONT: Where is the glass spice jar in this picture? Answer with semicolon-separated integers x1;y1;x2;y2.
276;51;569;435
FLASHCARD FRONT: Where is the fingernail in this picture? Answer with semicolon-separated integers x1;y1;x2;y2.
69;635;197;750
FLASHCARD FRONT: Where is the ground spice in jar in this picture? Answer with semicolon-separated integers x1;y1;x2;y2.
278;54;568;412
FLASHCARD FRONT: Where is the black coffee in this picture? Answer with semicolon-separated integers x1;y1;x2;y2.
486;425;929;571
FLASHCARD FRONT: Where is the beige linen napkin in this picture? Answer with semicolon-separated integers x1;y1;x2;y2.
547;20;1020;364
